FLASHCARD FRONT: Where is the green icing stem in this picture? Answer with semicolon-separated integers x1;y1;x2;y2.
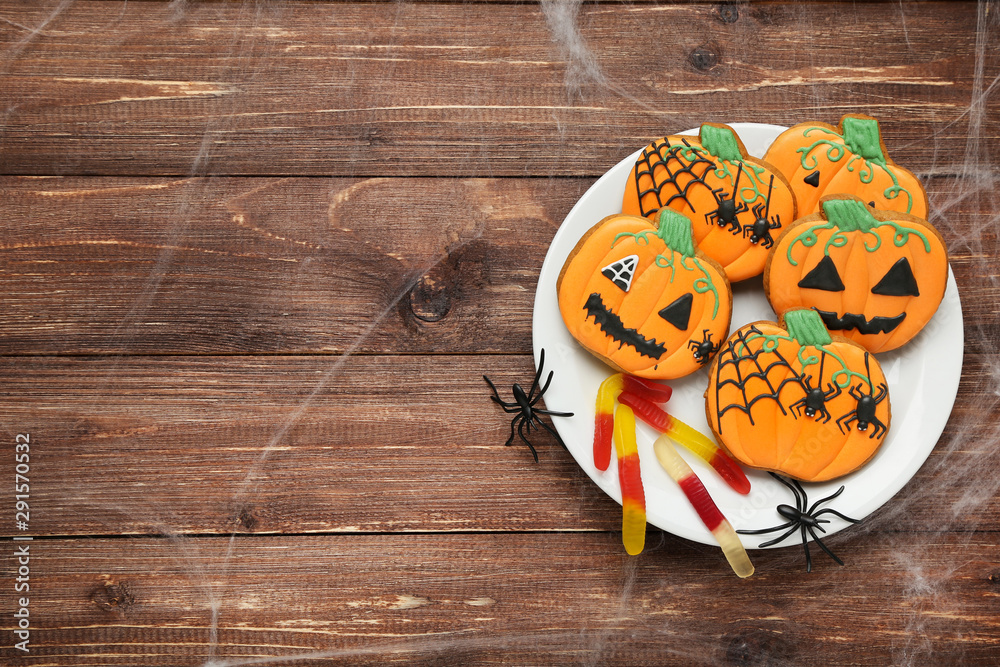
841;117;885;162
784;309;832;346
656;209;696;257
699;125;743;163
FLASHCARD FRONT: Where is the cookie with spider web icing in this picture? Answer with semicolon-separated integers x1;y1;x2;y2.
705;308;891;483
621;123;797;282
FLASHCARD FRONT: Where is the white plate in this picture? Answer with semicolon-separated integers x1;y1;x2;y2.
531;123;963;548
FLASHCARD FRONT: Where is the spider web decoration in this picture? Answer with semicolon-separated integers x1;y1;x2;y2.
633;138;715;217
600;254;638;292
713;325;808;432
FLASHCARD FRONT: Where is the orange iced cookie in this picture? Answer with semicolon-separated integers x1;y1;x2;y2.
763;114;928;218
765;194;948;353
557;209;732;379
706;308;891;483
622;123;797;282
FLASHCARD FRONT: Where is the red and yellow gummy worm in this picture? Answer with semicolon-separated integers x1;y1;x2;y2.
616;391;751;495
613;404;646;556
594;374;671;471
595;373;750;495
652;434;754;578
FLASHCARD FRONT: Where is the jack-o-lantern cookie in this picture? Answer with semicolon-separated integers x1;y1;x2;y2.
765;194;948;353
557;209;732;379
706;308;891;483
763;114;928;218
622;123;797;282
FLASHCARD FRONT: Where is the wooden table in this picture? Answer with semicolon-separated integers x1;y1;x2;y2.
2;1;998;664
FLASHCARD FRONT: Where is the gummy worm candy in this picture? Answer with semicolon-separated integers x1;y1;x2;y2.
594;374;671;471
616;391;750;495
652;434;754;578
613;404;646;555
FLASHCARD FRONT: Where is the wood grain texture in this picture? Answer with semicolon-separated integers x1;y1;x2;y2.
0;354;996;537
1;533;999;665
0;1;996;176
2;175;996;355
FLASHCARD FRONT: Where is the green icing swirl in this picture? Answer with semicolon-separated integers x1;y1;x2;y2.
785;198;932;265
684;256;720;318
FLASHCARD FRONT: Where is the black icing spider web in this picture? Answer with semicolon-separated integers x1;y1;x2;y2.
714;325;807;432
632;138;715;217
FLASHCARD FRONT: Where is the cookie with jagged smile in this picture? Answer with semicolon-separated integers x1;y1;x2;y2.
765;194;948;353
557;210;732;379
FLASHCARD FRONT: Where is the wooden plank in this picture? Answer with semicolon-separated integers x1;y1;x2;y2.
0;175;587;355
0;353;994;537
0;2;995;176
2;533;999;665
2;174;994;355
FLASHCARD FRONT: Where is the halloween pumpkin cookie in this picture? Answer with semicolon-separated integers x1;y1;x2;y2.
706;308;891;483
557;209;732;379
765;194;948;353
622;123;797;282
763;114;928;218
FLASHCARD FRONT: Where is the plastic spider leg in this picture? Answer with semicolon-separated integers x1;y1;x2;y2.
483;375;511;406
532;406;574;418
517;418;539;462
807;485;847;515
531;369;555;405
801;525;813;573
813;508;861;524
525;350;547;401
771;473;807;513
737;519;795;536
489;395;523;413
534;414;570;452
504;415;520;448
754;523;800;549
807;527;846;567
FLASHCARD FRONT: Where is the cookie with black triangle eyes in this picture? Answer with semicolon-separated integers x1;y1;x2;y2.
764;194;949;354
557;209;732;380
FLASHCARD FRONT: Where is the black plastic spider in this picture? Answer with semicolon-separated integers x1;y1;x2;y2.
483;349;574;462
737;473;860;572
